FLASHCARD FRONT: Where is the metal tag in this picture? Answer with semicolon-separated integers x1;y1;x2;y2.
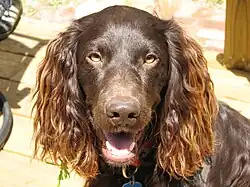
122;181;143;187
122;167;142;187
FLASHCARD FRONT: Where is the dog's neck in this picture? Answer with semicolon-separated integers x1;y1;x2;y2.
131;139;156;167
98;146;211;186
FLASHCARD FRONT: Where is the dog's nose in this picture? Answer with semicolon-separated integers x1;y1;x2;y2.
106;97;140;126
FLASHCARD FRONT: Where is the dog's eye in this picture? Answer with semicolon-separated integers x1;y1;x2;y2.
87;52;102;63
144;53;158;64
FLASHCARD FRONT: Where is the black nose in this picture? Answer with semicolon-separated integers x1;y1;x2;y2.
106;97;140;126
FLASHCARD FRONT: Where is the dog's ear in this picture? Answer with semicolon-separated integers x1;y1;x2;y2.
157;19;218;178
33;18;98;178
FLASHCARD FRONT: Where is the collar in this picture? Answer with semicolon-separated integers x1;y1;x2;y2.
131;139;156;167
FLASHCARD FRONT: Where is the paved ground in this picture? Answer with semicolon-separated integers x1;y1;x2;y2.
24;0;226;53
0;2;249;187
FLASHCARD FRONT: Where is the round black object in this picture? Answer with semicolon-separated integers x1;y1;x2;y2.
0;91;13;150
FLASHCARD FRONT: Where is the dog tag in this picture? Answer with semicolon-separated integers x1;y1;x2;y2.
122;181;143;187
122;168;142;187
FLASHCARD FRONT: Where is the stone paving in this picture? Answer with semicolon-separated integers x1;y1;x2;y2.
23;0;226;52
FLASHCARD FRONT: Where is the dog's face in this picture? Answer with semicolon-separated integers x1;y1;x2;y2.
34;5;217;178
77;7;169;165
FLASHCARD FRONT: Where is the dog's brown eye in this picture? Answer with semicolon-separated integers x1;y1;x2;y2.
87;52;102;63
144;54;158;64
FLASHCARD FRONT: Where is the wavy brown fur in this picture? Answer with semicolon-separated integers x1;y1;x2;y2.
33;24;98;178
157;20;218;178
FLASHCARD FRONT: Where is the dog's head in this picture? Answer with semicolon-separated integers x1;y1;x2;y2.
33;6;217;179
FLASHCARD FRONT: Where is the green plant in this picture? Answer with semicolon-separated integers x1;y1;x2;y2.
206;0;224;5
45;161;71;187
57;162;71;187
192;0;224;5
49;0;63;8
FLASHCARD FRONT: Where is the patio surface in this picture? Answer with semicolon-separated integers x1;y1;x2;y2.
0;11;250;187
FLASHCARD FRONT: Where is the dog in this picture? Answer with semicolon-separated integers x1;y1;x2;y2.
33;5;250;187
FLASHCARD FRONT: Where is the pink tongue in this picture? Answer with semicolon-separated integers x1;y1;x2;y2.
104;132;136;159
105;132;134;150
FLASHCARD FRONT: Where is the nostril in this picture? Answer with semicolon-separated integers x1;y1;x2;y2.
128;112;138;118
106;97;140;125
106;111;120;118
112;112;120;118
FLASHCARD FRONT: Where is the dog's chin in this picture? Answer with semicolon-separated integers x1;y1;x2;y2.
101;131;141;166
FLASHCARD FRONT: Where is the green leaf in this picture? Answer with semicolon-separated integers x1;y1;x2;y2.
57;162;70;187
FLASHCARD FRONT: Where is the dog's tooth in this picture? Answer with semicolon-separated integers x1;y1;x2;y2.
105;141;132;156
129;142;135;151
116;150;129;155
106;141;113;151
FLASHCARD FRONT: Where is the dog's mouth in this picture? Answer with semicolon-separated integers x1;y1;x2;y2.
102;132;139;164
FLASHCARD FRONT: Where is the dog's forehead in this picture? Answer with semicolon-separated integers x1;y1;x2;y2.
77;6;167;57
93;6;160;38
97;5;157;24
87;9;163;51
101;24;151;46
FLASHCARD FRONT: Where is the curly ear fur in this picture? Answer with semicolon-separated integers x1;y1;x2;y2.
33;20;98;178
157;20;218;178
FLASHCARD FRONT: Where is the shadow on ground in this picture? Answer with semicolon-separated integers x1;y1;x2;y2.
216;53;250;83
0;33;49;109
